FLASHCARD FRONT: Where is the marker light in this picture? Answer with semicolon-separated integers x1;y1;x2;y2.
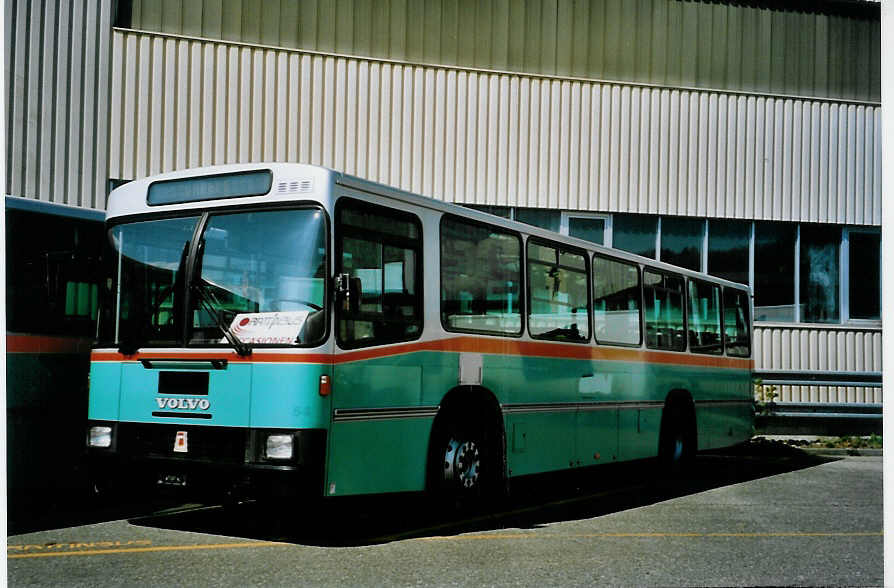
265;434;293;460
88;426;113;448
319;374;331;397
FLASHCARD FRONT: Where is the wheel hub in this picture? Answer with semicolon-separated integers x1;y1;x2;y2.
671;437;684;462
444;438;480;489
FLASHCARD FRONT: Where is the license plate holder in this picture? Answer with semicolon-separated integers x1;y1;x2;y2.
157;472;187;487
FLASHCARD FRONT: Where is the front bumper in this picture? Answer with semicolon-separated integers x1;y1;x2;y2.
88;422;327;499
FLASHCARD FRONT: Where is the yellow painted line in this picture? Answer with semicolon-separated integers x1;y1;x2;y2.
8;541;286;560
9;531;882;559
417;531;883;542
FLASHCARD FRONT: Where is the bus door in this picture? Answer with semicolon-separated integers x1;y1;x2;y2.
327;197;427;496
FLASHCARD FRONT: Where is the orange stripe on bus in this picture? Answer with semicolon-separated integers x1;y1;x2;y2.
7;334;94;354
91;337;753;370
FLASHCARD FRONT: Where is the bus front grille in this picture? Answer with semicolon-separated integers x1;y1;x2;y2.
117;424;247;463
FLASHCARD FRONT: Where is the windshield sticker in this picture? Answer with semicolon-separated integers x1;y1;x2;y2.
225;311;310;345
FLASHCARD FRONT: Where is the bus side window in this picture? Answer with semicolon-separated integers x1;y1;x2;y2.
643;269;686;351
6;210;103;338
687;279;722;355
440;216;522;336
526;241;589;342
723;288;751;357
336;199;422;348
592;256;641;346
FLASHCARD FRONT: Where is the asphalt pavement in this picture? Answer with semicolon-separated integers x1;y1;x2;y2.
7;444;883;587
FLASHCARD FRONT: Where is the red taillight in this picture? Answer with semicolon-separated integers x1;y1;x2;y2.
319;374;331;396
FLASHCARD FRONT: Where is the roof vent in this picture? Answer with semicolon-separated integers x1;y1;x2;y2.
276;178;314;195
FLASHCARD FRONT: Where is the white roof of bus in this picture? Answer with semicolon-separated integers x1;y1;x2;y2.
107;162;751;293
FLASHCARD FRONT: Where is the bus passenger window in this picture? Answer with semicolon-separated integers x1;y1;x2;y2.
687;279;722;355
440;217;522;335
337;199;422;348
643;270;686;351
526;241;589;342
592;256;641;346
723;288;751;357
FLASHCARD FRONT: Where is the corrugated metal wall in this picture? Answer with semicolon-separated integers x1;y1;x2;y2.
4;0;113;209
108;30;882;225
126;0;882;103
754;326;882;403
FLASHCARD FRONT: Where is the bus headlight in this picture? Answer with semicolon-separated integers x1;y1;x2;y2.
88;426;113;448
265;434;293;460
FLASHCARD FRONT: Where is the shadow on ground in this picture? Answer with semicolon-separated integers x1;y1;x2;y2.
117;439;833;547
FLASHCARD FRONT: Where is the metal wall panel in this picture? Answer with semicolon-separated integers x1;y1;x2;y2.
754;326;882;403
4;0;113;209
108;30;882;225
126;0;881;103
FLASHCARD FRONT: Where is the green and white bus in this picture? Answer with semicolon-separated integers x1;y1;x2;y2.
87;163;753;500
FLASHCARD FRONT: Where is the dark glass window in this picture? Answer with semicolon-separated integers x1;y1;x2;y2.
337;200;422;348
661;217;703;271
687;279;722;355
849;232;881;320
568;217;605;245
527;241;589;342
800;225;840;324
754;222;796;322
708;220;750;285
643;269;686;351
6;209;104;338
613;214;657;258
440;217;522;335
592;256;641;346
723;288;751;357
516;208;560;233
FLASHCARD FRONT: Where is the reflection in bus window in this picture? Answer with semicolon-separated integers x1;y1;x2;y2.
106;216;200;346
724;288;751;357
190;208;327;347
6;209;104;338
687;279;722;355
440;217;521;335
338;200;421;348
527;241;589;342
644;270;686;351
592;256;641;346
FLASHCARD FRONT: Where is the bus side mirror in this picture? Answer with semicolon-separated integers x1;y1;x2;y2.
334;273;360;314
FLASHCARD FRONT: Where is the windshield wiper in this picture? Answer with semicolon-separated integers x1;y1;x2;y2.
191;278;252;357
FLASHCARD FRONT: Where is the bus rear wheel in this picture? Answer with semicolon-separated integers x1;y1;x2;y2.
658;401;696;477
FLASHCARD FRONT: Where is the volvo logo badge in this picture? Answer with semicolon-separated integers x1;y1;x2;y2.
155;398;210;411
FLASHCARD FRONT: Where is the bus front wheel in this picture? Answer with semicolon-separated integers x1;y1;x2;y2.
429;415;500;508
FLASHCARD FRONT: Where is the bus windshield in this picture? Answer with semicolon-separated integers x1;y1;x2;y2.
101;207;328;349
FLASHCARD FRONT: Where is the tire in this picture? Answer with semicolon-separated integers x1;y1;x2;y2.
658;401;696;477
429;412;502;510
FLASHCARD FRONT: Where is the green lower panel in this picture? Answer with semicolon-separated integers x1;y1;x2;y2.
698;403;753;450
326;418;433;495
576;409;619;466
617;408;662;462
8;353;92;505
506;412;576;477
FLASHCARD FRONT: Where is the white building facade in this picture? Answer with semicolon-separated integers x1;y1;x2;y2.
5;0;882;402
